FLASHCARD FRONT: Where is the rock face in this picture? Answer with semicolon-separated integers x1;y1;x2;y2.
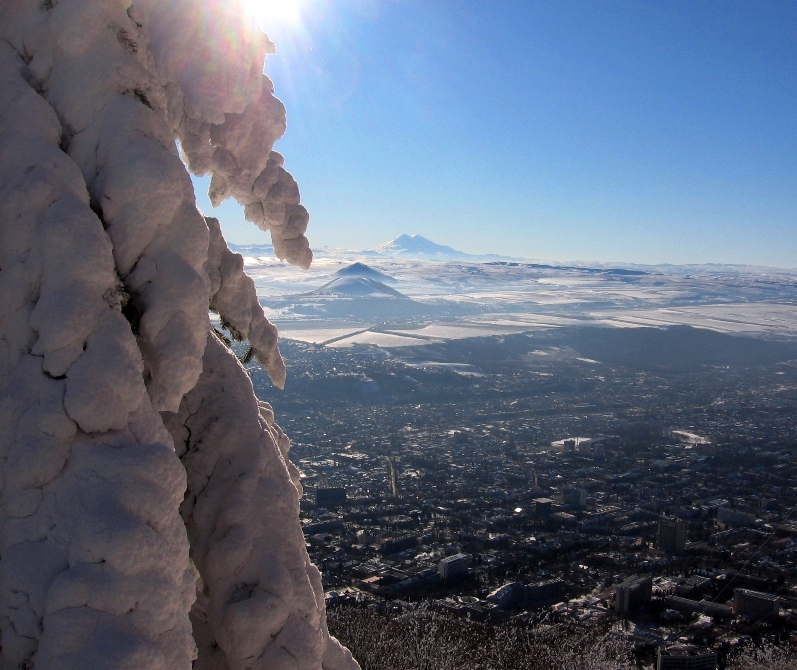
0;2;357;668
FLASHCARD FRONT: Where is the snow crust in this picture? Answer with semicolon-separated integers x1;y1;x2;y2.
0;2;356;668
206;217;286;388
165;334;349;669
141;0;314;270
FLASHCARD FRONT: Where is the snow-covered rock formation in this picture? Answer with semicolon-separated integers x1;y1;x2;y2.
0;1;357;668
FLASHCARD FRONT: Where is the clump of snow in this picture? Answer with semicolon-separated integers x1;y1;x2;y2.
206;216;286;388
167;334;349;668
0;2;356;668
0;38;195;668
141;0;313;269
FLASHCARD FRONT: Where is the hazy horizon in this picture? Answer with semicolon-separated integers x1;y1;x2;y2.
225;232;797;271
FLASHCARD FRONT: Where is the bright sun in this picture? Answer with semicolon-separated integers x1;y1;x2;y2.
242;0;304;28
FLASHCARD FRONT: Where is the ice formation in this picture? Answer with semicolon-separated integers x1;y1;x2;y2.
0;1;356;668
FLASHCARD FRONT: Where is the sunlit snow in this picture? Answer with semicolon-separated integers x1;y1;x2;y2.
0;2;356;668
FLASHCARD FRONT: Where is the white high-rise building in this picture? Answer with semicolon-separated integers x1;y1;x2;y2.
615;575;652;615
438;554;469;581
734;589;779;618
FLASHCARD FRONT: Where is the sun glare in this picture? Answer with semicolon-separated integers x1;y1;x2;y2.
243;0;304;28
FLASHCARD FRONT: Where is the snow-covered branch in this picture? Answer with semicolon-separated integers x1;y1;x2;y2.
0;1;355;667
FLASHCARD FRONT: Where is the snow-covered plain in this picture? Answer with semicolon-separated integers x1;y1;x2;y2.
239;252;797;348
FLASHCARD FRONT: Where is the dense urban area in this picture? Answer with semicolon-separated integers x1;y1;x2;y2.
246;326;797;669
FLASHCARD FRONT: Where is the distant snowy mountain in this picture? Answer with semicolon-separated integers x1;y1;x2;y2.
306;276;408;298
374;234;469;259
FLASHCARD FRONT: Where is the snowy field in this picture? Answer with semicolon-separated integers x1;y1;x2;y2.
239;252;797;348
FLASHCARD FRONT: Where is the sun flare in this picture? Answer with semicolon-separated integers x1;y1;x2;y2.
242;0;304;28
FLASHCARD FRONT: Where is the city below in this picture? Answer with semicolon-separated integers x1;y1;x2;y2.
247;328;797;669
230;251;797;668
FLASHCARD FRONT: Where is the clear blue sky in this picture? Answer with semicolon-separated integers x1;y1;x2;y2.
197;0;797;267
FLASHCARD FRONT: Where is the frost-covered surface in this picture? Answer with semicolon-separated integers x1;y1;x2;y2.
0;1;354;668
206;217;286;388
164;335;352;669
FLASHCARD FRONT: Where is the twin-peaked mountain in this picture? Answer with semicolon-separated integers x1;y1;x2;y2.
373;233;472;260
